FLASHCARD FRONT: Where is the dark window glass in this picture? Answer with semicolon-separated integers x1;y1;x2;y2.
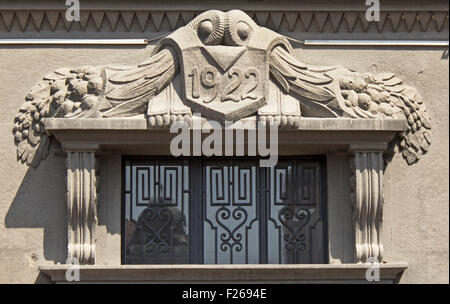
123;161;190;264
123;158;327;264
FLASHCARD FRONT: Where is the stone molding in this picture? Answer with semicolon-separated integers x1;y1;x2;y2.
65;149;98;264
39;263;408;283
44;117;408;131
0;10;447;34
44;118;406;152
349;152;384;263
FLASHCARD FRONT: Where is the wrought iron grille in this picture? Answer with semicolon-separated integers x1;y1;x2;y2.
123;157;327;264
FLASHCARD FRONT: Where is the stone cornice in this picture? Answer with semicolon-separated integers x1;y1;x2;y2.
43;118;406;156
0;9;447;34
1;0;448;11
44;117;408;131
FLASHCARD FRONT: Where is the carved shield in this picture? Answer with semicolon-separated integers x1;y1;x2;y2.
181;45;268;122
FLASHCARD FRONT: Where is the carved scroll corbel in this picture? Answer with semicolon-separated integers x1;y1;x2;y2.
65;144;99;264
350;151;384;263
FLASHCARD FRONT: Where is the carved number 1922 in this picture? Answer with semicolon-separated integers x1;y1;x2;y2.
189;66;260;103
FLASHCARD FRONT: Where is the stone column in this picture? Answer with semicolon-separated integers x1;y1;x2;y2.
64;144;99;264
349;148;384;263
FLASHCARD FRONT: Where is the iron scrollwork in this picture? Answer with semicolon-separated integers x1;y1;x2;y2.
278;207;311;262
215;206;248;261
126;203;189;264
124;159;326;265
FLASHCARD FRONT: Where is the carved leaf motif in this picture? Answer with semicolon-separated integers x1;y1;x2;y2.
383;77;403;86
403;148;419;165
388;85;405;93
374;73;395;82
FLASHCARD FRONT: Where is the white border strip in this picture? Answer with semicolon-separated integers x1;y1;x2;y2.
0;39;148;45
304;40;449;47
0;39;448;47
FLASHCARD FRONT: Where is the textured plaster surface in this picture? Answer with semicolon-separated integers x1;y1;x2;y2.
0;46;152;283
0;45;448;283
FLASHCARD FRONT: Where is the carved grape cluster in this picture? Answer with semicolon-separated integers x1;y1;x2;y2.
339;71;432;164
339;73;403;119
51;66;105;118
13;65;105;166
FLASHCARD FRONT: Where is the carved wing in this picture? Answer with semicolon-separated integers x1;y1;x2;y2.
13;47;178;167
103;47;178;117
269;45;431;164
269;45;338;117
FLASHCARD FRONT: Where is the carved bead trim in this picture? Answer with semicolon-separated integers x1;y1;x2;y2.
66;151;98;264
352;152;384;263
0;10;447;33
145;114;302;129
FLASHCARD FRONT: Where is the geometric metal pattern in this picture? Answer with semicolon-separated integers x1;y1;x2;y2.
123;157;327;265
123;159;190;264
204;162;259;264
267;160;326;263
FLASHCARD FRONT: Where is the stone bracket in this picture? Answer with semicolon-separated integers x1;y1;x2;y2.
65;145;99;264
350;151;384;263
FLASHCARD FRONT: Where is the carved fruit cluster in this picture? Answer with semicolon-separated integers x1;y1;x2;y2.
339;73;404;119
13;91;50;167
13;66;105;167
339;72;432;164
50;66;105;118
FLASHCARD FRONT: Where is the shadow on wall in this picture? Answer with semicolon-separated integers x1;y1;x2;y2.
4;143;67;265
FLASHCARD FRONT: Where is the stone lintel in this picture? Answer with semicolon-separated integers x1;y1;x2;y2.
44;118;406;156
62;143;100;153
348;143;389;153
45;117;408;132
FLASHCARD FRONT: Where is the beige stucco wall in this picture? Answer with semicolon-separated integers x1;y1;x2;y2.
0;47;154;283
299;47;450;283
0;1;448;283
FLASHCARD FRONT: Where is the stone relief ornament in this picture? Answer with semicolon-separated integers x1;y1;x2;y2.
13;9;432;167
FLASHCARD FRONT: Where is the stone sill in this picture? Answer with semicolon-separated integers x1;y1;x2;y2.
44;117;407;132
39;263;408;284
